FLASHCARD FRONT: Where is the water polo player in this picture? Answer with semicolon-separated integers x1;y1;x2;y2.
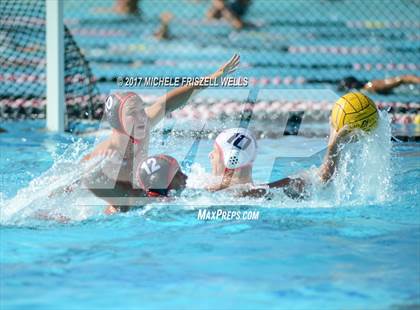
80;54;240;192
207;127;258;191
84;154;187;214
204;127;307;198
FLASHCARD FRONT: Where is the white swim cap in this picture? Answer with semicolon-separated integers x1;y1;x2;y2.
214;127;257;169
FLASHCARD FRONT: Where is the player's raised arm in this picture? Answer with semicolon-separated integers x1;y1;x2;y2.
319;125;352;183
263;128;353;197
145;54;240;127
364;74;420;94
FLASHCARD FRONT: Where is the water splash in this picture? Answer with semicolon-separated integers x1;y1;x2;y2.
0;138;104;226
1;112;394;226
309;110;393;206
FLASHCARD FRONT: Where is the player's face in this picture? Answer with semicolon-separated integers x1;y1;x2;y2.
121;102;149;139
209;145;225;176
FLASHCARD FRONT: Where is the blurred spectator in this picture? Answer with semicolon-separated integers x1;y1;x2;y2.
339;75;420;94
155;12;173;40
114;0;139;15
206;0;251;30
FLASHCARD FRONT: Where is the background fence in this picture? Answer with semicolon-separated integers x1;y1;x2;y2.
1;0;419;123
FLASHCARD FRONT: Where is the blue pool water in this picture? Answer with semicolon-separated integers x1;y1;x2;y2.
1;118;419;309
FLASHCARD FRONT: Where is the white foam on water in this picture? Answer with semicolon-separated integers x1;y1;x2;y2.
186;163;221;189
0;139;105;226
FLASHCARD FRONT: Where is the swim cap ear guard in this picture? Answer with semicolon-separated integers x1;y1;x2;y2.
135;155;181;197
104;92;145;143
215;127;257;169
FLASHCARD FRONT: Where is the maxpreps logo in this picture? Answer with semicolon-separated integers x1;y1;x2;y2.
197;209;260;221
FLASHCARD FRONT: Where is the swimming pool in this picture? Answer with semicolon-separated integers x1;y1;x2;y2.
1;118;419;309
